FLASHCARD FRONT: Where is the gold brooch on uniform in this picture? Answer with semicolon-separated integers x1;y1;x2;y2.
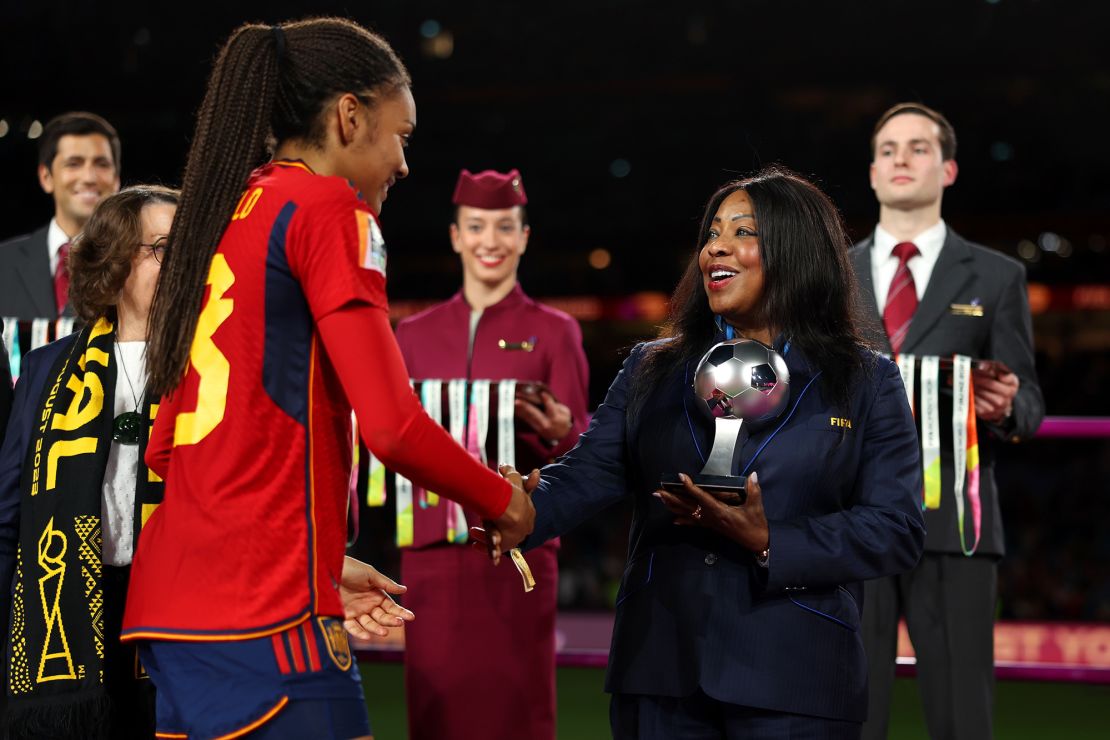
498;338;535;352
949;301;984;317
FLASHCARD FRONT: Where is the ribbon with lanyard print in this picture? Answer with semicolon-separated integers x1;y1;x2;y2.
379;379;536;589
55;317;76;340
394;380;416;547
920;355;942;510
897;353;915;416
2;318;79;382
3;317;20;381
30;319;50;351
496;380;516;470
366;452;386;507
494;379;535;592
894;354;983;551
471;380;491;466
951;355;982;554
445;380;470;543
419;380;443;508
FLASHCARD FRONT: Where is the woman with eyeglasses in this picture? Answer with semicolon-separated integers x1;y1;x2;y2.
0;185;177;739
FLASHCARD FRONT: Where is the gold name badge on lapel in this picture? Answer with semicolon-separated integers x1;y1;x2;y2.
830;417;853;429
498;338;535;352
949;302;984;317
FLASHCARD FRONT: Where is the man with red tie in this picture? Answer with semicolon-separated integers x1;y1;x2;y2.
0;112;121;320
850;102;1044;740
394;168;589;740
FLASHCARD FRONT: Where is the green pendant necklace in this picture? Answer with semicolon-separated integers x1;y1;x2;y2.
113;341;144;445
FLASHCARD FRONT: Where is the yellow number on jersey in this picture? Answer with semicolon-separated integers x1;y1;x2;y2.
174;254;235;446
231;187;263;221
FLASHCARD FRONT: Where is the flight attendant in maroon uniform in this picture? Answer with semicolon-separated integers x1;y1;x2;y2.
395;169;589;740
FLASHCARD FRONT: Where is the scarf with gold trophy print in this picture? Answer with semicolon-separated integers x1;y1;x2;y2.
6;318;163;738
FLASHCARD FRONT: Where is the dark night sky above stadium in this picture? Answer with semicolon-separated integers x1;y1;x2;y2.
2;0;1107;301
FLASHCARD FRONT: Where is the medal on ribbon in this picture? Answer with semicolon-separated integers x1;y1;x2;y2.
419;380;442;508
366;452;386;507
952;355;982;555
920;355;941;510
497;380;517;469
446;379;469;543
394;380;415;547
472;380;491;465
494;378;535;591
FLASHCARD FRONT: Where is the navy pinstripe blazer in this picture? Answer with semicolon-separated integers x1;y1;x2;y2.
527;338;925;722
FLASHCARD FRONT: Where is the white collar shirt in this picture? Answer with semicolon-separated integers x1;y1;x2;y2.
47;218;70;277
870;220;948;310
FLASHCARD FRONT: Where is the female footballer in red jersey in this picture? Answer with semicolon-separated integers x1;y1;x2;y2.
121;17;534;740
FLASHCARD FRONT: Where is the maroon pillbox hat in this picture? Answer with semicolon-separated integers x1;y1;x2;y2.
451;169;528;209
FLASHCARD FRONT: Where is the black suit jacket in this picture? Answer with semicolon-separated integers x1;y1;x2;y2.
849;228;1045;556
0;225;58;321
526;339;925;722
0;336;11;448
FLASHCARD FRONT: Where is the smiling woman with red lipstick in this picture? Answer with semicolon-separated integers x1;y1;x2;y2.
508;166;926;738
699;188;769;343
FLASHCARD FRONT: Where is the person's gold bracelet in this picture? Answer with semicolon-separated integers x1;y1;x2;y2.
509;548;536;592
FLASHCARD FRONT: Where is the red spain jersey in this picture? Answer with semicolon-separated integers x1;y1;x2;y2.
123;161;388;640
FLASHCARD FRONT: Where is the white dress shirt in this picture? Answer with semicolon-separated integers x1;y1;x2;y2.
870;220;948;309
47;219;70;277
102;341;148;566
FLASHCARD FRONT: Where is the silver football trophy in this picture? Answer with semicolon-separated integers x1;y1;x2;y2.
661;339;790;501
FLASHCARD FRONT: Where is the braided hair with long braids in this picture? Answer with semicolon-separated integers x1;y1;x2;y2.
146;17;410;395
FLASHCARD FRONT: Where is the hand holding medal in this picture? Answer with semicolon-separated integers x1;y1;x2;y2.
470;465;540;592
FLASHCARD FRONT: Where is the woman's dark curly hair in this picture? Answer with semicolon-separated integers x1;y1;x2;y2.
68;185;180;323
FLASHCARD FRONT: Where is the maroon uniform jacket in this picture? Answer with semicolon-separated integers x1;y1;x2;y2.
394;283;589;740
395;283;589;549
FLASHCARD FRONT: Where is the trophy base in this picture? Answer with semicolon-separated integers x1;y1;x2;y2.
659;473;747;504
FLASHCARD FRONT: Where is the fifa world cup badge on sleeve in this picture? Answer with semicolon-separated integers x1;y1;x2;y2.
661;339;790;500
356;210;387;276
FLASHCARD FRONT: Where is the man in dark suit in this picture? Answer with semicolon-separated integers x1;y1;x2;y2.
852;102;1044;740
0;112;120;320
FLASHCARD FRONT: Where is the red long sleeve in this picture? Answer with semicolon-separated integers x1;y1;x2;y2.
316;303;512;520
145;390;177;481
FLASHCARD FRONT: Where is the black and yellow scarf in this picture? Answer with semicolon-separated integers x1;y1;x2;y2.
6;318;163;739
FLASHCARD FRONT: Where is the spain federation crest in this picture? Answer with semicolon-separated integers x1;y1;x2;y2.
317;617;353;671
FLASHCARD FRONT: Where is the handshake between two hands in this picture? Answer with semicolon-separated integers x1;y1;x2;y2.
469;464;540;566
339;465;540;641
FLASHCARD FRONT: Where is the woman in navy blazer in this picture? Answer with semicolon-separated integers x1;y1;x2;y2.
519;167;926;738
